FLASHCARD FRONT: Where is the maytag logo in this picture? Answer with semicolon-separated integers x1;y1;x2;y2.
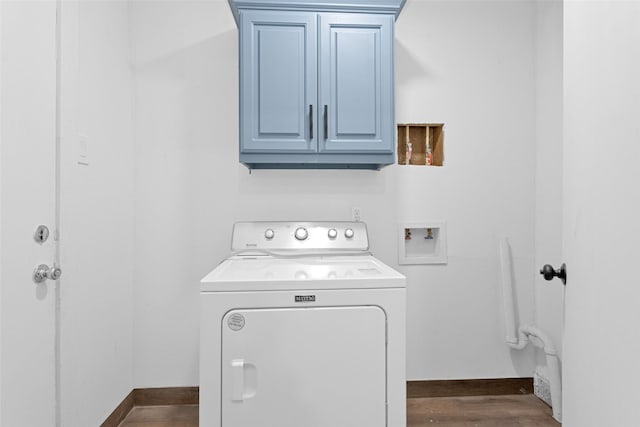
295;295;316;303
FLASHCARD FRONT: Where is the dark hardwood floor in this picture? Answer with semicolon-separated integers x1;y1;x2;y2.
408;395;560;426
118;395;560;427
118;405;198;427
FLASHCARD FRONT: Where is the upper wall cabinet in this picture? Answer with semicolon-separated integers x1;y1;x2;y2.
229;0;405;169
240;11;318;155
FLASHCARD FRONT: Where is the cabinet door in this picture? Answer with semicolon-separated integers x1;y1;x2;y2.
319;14;394;153
221;306;387;427
240;11;317;153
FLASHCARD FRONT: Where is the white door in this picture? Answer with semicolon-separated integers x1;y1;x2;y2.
562;1;640;425
0;2;59;426
221;306;387;427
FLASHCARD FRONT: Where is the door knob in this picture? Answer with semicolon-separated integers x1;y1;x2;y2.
540;263;566;285
33;264;62;284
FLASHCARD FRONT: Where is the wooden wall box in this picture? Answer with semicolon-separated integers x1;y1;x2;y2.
397;123;444;166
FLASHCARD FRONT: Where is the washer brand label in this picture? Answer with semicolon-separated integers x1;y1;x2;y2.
228;313;245;331
295;295;316;303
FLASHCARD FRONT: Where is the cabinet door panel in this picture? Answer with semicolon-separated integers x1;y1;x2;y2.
258;30;303;134
240;11;317;153
336;31;377;135
319;14;394;153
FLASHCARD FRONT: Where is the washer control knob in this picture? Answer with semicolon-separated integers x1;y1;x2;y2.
294;227;309;241
344;228;355;239
265;229;275;240
328;229;338;239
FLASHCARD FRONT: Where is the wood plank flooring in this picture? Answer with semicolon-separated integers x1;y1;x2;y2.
118;395;560;427
408;395;560;426
117;405;198;427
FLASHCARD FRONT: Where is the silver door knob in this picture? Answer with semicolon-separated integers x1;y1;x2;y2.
33;264;62;284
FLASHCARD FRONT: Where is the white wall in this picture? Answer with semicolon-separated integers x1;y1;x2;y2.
59;1;135;425
533;0;563;365
131;0;539;386
0;4;4;419
563;1;640;425
395;0;537;379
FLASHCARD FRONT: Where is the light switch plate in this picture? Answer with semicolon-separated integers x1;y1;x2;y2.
78;133;89;166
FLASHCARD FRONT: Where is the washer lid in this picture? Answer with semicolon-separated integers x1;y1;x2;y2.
200;255;405;292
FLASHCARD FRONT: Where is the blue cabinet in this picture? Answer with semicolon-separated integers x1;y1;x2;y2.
240;11;317;153
319;14;394;155
233;1;403;169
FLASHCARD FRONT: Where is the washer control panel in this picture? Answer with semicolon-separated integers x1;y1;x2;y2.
231;221;369;252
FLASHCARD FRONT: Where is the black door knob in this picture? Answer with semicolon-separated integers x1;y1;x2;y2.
540;263;567;285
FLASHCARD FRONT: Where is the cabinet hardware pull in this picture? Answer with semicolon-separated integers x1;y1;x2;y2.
324;105;328;140
309;105;313;140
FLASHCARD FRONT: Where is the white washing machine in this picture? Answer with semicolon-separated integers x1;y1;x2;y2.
200;221;406;427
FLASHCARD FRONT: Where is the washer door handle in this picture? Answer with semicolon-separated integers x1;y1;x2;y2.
231;359;257;402
231;359;245;401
